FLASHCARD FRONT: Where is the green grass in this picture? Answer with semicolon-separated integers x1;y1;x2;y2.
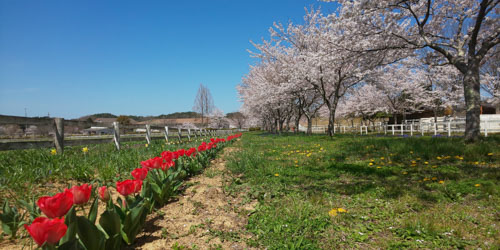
0;138;209;202
226;132;500;249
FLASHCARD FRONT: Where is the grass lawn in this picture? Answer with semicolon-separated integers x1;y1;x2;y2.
0;138;206;203
225;132;500;249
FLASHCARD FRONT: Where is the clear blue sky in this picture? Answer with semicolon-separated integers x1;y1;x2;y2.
0;0;337;119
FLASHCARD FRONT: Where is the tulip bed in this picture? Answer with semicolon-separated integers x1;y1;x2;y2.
1;133;242;249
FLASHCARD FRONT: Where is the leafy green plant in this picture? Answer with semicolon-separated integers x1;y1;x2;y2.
0;201;25;239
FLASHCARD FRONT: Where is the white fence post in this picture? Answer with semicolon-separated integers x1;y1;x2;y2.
392;125;395;135
187;128;191;141
113;122;120;151
164;126;169;143
177;128;182;142
447;121;451;137
384;124;387;135
401;124;404;135
410;124;413;136
145;124;151;144
434;123;437;136
485;120;488;137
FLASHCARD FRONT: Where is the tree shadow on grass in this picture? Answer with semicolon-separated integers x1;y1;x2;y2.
286;161;500;204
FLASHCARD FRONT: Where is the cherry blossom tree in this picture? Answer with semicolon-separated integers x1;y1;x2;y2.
327;0;499;141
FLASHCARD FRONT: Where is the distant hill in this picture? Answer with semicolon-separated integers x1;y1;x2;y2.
79;111;201;122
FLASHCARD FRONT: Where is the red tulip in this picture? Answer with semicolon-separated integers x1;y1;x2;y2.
161;160;175;171
131;167;149;180
186;148;197;157
71;184;92;205
98;186;110;202
161;151;174;161
116;180;136;196
133;180;143;193
37;189;73;218
24;217;67;247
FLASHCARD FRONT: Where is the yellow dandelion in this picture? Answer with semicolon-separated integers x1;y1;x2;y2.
411;161;416;164
145;144;149;147
474;161;479;165
474;184;481;187
337;208;347;213
424;162;429;165
423;178;430;181
380;157;385;160
82;147;89;153
402;171;408;175
432;165;438;168
274;173;279;177
328;209;338;217
410;151;414;154
50;149;57;155
431;177;437;180
439;180;445;184
487;152;493;156
417;157;421;161
436;156;442;160
388;161;392;164
369;162;374;166
370;159;375;162
376;166;382;169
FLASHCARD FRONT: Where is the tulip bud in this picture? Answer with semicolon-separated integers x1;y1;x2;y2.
98;186;110;202
71;184;92;205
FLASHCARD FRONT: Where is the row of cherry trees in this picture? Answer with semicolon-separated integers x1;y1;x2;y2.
238;0;499;141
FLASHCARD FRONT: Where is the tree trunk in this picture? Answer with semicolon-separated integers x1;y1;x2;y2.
307;116;312;135
327;101;339;137
294;115;301;134
463;66;481;142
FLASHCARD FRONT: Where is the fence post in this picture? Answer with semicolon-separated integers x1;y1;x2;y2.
401;124;404;135
365;126;368;134
360;126;363;135
54;118;64;154
410;124;413;136
164;126;169;143
384;124;387;135
392;125;395;135
177;128;182;142
113;122;121;151
434;122;437;135
187;128;191;140
421;123;424;136
193;128;197;139
485;120;488;137
145;124;151;144
447;121;451;137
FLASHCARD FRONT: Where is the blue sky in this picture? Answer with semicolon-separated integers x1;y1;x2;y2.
0;0;336;119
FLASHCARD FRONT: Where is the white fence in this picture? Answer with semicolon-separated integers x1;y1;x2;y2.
298;114;500;137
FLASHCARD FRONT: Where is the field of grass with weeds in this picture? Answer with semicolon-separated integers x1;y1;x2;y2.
225;132;500;249
0;138;207;203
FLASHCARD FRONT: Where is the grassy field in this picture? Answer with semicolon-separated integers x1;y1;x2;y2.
0;138;207;203
225;132;500;249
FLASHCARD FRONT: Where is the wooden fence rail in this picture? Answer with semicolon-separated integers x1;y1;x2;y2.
0;115;236;152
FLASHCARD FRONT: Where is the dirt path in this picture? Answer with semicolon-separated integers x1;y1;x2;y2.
131;147;257;249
